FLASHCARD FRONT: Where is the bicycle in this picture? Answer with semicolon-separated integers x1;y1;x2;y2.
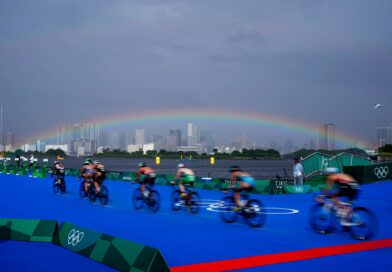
219;189;266;228
79;178;91;198
309;194;378;240
53;174;66;194
132;184;160;213
88;183;109;206
170;181;201;214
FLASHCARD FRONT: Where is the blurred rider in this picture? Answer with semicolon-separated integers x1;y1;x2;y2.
228;165;255;211
79;158;94;193
92;160;106;195
52;159;65;183
322;167;360;225
174;163;196;198
136;162;156;197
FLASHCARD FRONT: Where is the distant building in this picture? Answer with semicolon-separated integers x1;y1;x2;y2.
135;129;145;147
142;143;155;154
151;135;165;152
167;129;182;151
199;130;215;152
187;123;198;146
376;126;391;147
127;144;142;153
177;145;202;153
58;123;100;146
22;144;37;152
231;134;249;151
317;123;335;150
309;139;316;150
70;139;97;156
107;132;126;150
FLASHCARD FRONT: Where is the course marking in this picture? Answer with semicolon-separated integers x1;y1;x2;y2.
171;238;392;272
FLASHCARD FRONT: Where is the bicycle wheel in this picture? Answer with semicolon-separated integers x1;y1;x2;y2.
170;190;183;211
53;179;60;194
219;196;238;223
189;191;201;214
88;187;97;203
148;190;161;213
79;181;87;198
132;188;144;210
99;185;109;206
308;203;336;234
349;207;378;240
244;199;266;228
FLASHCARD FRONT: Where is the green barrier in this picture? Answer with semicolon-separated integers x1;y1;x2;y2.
344;163;392;184
0;218;58;242
122;171;136;182
283;185;312;194
107;171;123;180
253;180;272;194
54;222;170;272
269;179;295;195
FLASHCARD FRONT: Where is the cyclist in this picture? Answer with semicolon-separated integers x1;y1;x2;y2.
136;162;156;198
174;163;196;198
51;160;65;184
79;158;94;193
321;167;360;226
228;165;255;211
92;160;106;195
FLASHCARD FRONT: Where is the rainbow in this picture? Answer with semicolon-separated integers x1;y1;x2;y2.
22;109;369;148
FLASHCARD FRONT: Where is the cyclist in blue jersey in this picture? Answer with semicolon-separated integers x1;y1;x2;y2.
228;165;255;211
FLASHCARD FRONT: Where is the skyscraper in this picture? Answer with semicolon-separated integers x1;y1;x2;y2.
200;130;215;152
135;129;145;147
58;123;100;146
187;123;198;146
167;129;181;151
376;126;391;147
317;123;335;150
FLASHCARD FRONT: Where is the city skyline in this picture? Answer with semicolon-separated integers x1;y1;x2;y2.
1;1;391;151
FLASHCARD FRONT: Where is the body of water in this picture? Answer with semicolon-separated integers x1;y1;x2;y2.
41;157;294;180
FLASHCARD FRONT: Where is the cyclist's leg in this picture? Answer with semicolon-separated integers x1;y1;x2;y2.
179;182;186;197
84;174;91;192
93;172;102;193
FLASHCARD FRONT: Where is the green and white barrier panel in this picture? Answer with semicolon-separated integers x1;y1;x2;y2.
1;218;170;272
344;163;392;184
283;185;313;194
0;218;58;242
54;222;170;272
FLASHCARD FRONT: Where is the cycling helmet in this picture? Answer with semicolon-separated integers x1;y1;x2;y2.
93;160;100;165
138;162;147;168
177;163;184;168
323;167;340;175
83;160;90;165
229;165;241;172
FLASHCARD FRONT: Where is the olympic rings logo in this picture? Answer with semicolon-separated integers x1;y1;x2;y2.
374;166;389;179
67;229;84;246
294;186;304;193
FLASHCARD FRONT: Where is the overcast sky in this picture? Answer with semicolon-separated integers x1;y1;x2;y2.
1;0;391;147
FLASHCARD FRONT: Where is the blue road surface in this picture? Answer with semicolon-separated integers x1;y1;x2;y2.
1;174;392;271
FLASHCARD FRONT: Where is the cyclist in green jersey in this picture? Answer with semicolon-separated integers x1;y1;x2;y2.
175;163;196;198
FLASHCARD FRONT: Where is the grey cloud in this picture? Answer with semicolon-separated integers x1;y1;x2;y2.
227;30;267;46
